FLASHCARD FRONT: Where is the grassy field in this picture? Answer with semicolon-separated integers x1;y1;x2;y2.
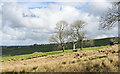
1;45;119;72
1;45;107;61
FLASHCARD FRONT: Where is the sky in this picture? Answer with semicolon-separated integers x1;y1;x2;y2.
0;0;118;46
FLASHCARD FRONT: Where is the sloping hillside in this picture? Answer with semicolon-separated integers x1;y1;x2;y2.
2;37;119;56
1;44;119;72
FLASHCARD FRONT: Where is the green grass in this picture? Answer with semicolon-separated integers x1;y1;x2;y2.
1;45;108;61
82;46;107;50
1;52;46;61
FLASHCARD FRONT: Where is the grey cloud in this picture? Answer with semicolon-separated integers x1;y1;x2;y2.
1;2;118;45
84;2;112;16
2;3;30;29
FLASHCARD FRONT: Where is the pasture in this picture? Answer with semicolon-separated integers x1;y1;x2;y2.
1;44;119;72
1;45;107;61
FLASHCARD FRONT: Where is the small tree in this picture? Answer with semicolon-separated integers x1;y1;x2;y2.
50;21;68;52
85;39;94;47
89;39;94;46
84;37;94;47
110;38;114;46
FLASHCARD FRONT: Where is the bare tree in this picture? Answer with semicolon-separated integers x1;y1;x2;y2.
70;20;87;50
99;1;120;30
66;28;78;50
50;21;68;52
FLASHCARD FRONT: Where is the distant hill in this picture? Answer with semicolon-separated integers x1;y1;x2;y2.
2;37;119;56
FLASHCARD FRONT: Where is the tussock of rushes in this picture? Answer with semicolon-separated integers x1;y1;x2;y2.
1;45;119;72
62;61;66;64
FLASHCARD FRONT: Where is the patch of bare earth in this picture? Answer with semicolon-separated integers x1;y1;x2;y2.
1;45;119;72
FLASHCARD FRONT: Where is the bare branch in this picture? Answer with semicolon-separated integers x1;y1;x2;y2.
99;1;119;30
49;20;68;52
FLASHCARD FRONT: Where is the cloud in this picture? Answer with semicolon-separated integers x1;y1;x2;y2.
84;0;112;16
0;3;3;45
1;1;118;45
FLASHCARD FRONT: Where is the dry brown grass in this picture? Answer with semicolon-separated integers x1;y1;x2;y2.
1;44;119;72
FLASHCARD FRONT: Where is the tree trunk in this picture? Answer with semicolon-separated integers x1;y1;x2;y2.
80;41;83;50
62;46;64;52
61;43;65;52
73;44;76;50
73;42;76;50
